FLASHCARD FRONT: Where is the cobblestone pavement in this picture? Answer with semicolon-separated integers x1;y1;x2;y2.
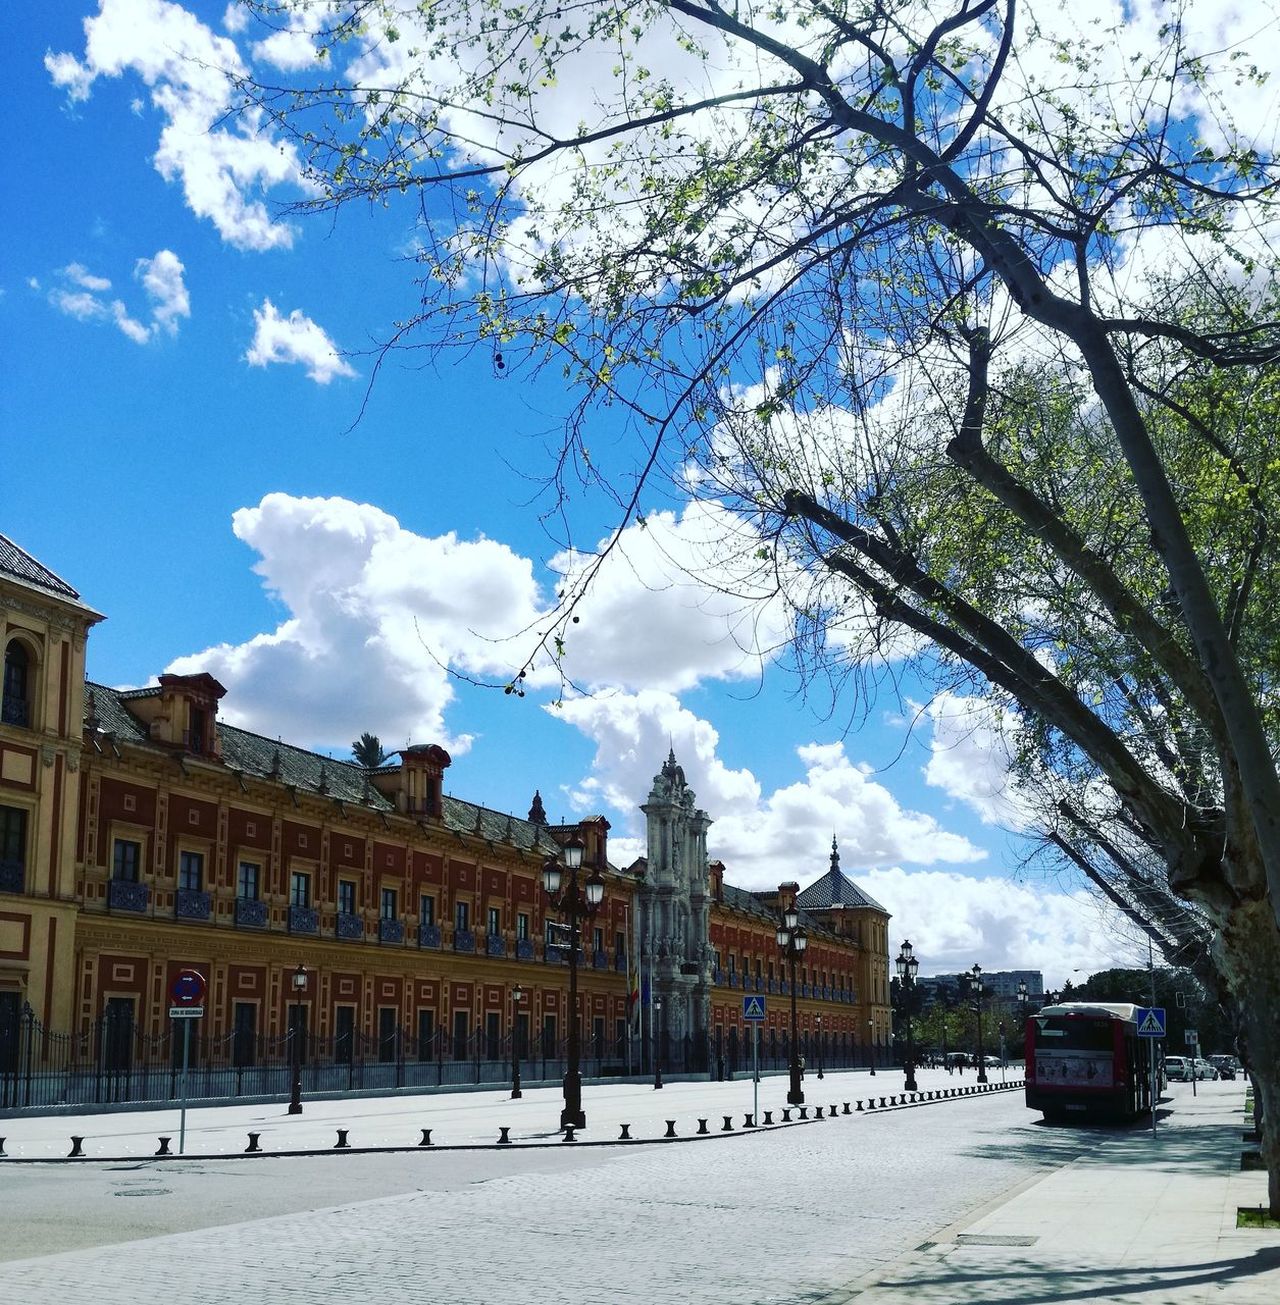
0;1088;1083;1305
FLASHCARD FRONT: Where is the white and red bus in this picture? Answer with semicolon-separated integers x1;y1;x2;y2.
1024;1002;1154;1123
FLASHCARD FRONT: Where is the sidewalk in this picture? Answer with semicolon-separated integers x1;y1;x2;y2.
829;1084;1280;1305
0;1064;993;1158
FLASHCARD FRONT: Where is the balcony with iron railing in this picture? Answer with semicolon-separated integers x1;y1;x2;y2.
289;904;319;935
0;857;24;894
107;878;149;912
175;888;211;922
418;922;442;948
453;928;475;954
1;696;30;728
380;918;405;944
336;912;364;941
235;897;268;928
485;933;506;958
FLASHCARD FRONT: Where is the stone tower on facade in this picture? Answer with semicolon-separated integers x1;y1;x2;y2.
639;749;713;1055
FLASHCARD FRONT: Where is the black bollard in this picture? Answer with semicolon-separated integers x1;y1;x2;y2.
798;1106;808;1119
744;1114;755;1128
664;1120;677;1138
155;1137;172;1156
782;1108;792;1122
830;1104;838;1116
815;1106;824;1119
419;1128;434;1147
856;1100;864;1111
763;1110;774;1125
721;1115;734;1132
498;1126;511;1145
619;1123;632;1140
697;1119;710;1134
245;1133;262;1153
843;1102;852;1115
68;1136;84;1158
563;1125;577;1142
335;1129;350;1149
0;1137;6;1157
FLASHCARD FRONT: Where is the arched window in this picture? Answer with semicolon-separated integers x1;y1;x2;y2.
2;641;32;728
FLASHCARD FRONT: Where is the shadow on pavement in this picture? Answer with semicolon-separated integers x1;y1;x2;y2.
893;1245;1280;1304
959;1113;1243;1177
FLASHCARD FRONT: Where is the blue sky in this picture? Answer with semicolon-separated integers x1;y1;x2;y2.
2;0;1186;987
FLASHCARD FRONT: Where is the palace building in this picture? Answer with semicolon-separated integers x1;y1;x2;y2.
1;533;891;1102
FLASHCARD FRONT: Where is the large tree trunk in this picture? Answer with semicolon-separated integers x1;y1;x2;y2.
1216;897;1280;1216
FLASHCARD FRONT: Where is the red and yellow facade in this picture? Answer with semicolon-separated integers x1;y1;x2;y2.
2;534;889;1079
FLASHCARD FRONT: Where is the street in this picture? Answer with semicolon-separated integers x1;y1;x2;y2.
0;1068;1109;1304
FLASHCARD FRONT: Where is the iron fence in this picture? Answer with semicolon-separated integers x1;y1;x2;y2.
0;1007;730;1111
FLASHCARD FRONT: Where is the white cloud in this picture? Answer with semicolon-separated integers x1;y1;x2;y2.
46;0;302;251
136;249;189;334
861;866;1138;990
245;299;356;383
165;492;547;751
923;692;1030;829
221;3;248;35
547;501;787;693
50;288;108;322
553;689;987;877
62;262;112;292
47;250;189;344
252;27;318;71
111;301;152;343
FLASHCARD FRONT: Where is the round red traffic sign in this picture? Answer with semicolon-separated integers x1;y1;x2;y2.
170;968;207;1006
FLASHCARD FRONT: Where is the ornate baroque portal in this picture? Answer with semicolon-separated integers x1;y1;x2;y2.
639;751;712;1058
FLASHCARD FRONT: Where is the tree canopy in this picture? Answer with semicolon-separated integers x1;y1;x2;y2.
234;0;1280;1205
351;731;390;768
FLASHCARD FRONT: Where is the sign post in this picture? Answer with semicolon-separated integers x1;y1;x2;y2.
743;995;766;1126
1136;1006;1166;1137
169;969;207;1154
1185;1028;1199;1097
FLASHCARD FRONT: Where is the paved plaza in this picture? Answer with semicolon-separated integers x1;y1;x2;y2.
0;1070;1276;1304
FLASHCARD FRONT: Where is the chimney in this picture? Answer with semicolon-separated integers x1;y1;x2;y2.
150;673;227;757
398;744;452;818
708;859;725;902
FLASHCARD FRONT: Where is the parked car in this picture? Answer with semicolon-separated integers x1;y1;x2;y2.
1208;1055;1240;1080
1164;1055;1190;1081
1192;1057;1220;1080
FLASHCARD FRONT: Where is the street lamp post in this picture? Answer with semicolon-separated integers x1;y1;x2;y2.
816;1014;824;1080
967;962;988;1084
867;1017;876;1075
541;836;603;1131
775;897;808;1106
1015;979;1028;1073
895;940;919;1092
511;984;524;1099
653;995;664;1090
287;964;307;1115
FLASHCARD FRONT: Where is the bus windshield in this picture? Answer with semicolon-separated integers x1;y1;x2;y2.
1032;1016;1119;1052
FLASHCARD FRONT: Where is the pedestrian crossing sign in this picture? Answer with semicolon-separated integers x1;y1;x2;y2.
742;995;767;1021
1135;1007;1166;1037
